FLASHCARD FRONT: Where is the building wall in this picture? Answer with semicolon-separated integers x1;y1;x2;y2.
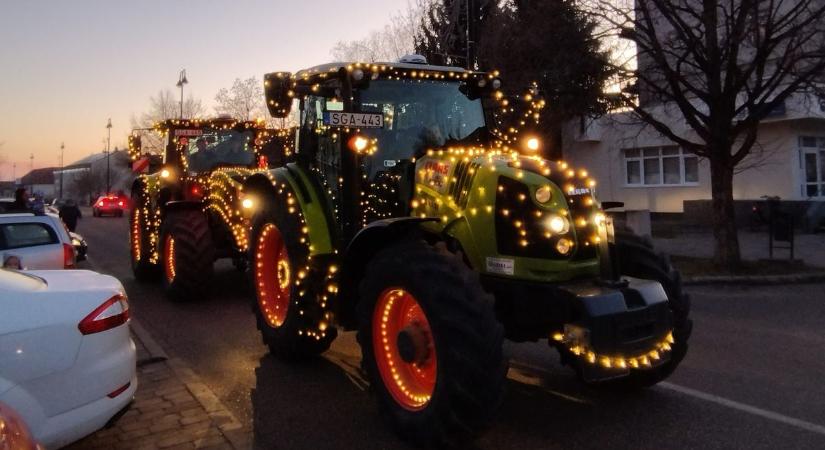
564;112;825;213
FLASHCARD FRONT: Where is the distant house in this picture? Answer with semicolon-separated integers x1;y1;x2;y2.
19;167;58;199
0;181;16;198
54;149;134;204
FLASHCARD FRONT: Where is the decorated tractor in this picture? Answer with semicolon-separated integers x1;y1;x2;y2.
239;57;692;446
127;117;289;300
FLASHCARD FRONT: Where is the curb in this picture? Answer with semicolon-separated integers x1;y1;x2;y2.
130;320;169;362
131;319;250;449
684;272;825;285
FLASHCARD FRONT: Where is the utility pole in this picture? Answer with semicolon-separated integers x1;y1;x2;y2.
176;69;188;119
106;118;112;193
59;142;64;199
29;153;33;193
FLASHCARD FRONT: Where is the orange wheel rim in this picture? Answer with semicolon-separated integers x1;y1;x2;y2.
255;223;290;328
164;235;176;283
372;288;437;411
131;209;141;263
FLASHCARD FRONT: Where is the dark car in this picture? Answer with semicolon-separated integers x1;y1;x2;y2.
92;195;124;217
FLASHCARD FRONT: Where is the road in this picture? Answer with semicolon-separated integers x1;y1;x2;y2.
76;211;825;449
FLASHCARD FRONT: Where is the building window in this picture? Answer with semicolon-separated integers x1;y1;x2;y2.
799;136;825;198
624;146;698;186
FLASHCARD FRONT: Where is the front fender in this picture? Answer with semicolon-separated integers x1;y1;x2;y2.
336;217;437;329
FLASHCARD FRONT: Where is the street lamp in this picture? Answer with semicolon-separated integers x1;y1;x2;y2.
106;118;112;193
176;69;188;119
59;142;64;200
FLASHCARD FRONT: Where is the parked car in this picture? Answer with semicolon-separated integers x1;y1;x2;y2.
92;196;124;217
0;213;76;269
70;231;88;262
0;198;18;213
0;268;137;449
0;402;40;450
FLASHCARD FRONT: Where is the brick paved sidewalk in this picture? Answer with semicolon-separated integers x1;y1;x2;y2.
66;322;249;450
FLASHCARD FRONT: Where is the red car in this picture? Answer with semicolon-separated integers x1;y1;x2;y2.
92;195;124;217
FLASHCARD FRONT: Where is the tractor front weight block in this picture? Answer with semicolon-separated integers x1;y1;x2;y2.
485;275;674;382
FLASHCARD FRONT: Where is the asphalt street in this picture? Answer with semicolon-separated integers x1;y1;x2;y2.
76;211;825;449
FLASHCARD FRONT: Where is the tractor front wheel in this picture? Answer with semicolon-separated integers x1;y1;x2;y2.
357;239;507;447
130;206;159;281
249;207;336;360
160;210;214;301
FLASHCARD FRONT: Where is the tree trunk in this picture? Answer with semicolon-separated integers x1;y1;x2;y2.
545;120;564;160
709;155;741;270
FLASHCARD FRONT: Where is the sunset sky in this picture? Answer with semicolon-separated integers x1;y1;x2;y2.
0;0;408;181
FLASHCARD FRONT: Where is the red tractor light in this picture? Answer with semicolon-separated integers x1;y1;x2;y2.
348;135;369;153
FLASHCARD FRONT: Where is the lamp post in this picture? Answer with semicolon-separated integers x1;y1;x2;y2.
29;153;33;193
106;119;112;193
59;142;64;200
176;69;188;119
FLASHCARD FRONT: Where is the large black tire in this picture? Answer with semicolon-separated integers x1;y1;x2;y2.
249;202;336;360
130;205;160;282
160;210;214;301
593;225;692;389
357;239;507;447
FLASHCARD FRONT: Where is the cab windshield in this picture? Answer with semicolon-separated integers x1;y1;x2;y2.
355;79;488;161
183;129;255;173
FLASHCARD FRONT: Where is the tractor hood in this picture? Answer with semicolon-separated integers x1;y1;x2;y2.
412;148;604;283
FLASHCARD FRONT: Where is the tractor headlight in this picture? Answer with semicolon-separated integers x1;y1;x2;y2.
593;212;606;227
556;238;573;255
160;168;171;178
242;198;254;210
534;185;552;204
545;215;569;234
525;137;540;152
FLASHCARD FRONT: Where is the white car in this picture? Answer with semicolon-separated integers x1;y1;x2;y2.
0;213;76;270
0;268;137;449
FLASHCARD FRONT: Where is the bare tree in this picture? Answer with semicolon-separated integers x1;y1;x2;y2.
72;169;105;205
590;0;825;268
137;89;204;126
215;77;266;121
131;90;206;156
331;2;423;61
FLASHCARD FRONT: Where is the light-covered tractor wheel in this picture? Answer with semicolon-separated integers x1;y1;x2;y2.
357;239;507;447
130;204;159;281
160;209;214;301
249;205;336;360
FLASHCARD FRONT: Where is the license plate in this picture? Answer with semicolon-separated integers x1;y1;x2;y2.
323;112;384;128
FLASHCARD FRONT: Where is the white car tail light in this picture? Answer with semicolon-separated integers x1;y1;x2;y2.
63;243;76;269
78;294;130;335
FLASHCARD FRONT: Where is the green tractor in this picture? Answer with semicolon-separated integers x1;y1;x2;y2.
127;117;288;300
241;57;692;446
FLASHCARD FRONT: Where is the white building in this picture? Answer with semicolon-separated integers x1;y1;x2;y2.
565;92;825;214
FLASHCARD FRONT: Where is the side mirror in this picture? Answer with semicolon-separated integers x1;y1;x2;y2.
264;72;293;118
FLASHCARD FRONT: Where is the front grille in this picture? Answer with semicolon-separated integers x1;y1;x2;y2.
448;160;481;208
494;176;569;259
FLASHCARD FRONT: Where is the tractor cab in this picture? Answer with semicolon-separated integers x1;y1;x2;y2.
265;60;521;239
129;118;273;176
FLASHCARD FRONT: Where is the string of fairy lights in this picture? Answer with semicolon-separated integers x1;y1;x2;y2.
128;63;672;368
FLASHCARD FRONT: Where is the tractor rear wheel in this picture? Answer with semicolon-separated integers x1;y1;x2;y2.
130;205;159;281
160;210;214;301
587;226;692;389
357;239;507;447
249;206;336;360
